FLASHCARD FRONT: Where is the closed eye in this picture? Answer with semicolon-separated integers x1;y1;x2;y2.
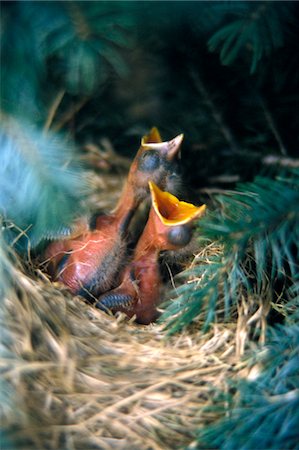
137;150;160;172
167;225;192;247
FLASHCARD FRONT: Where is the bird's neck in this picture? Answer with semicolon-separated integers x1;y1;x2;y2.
133;217;161;265
112;181;139;236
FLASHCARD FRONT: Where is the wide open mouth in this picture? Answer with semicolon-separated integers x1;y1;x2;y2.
149;181;206;226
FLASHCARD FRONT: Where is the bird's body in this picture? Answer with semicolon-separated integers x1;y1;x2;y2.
44;128;184;299
96;182;206;324
99;214;165;324
50;214;128;298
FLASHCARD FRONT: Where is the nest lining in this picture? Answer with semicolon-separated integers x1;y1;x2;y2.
1;255;242;450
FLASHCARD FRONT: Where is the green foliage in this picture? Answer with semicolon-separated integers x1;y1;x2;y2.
161;170;299;334
0;116;89;249
38;1;132;94
1;1;134;250
208;2;293;73
192;321;299;449
1;1;133;121
2;1;297;163
1;2;46;120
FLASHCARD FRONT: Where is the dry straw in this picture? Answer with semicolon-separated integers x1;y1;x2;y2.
1;244;245;450
1;151;248;450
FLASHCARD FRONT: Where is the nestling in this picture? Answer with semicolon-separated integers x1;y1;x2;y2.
44;128;184;300
96;181;206;324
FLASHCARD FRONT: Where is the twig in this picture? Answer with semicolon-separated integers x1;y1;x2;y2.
165;262;177;292
259;96;287;156
53;97;88;132
209;175;240;184
262;154;299;168
67;2;91;40
191;70;240;154
43;90;65;133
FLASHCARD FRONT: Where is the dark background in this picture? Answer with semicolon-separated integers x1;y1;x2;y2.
2;1;298;193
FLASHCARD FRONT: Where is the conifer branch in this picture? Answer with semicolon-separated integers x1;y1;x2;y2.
0;117;89;248
162;171;299;334
195;320;299;450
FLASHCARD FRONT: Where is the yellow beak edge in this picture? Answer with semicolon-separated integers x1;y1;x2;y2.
149;181;206;226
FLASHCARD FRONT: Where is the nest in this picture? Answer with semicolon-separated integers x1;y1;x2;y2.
1;248;244;450
1;144;246;450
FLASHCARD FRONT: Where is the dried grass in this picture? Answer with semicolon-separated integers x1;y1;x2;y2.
1;256;243;450
1;157;246;450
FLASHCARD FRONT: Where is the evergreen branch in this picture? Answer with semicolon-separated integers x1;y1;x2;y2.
208;2;294;74
193;321;299;450
45;2;132;94
0;116;89;249
161;171;299;335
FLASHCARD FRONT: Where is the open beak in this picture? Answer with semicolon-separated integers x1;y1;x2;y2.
149;181;206;226
141;132;184;161
141;127;162;144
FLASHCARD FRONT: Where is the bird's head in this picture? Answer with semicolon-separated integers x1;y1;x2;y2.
128;127;183;203
148;181;206;250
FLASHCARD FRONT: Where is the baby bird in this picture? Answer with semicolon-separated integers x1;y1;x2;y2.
44;128;183;300
96;181;206;324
